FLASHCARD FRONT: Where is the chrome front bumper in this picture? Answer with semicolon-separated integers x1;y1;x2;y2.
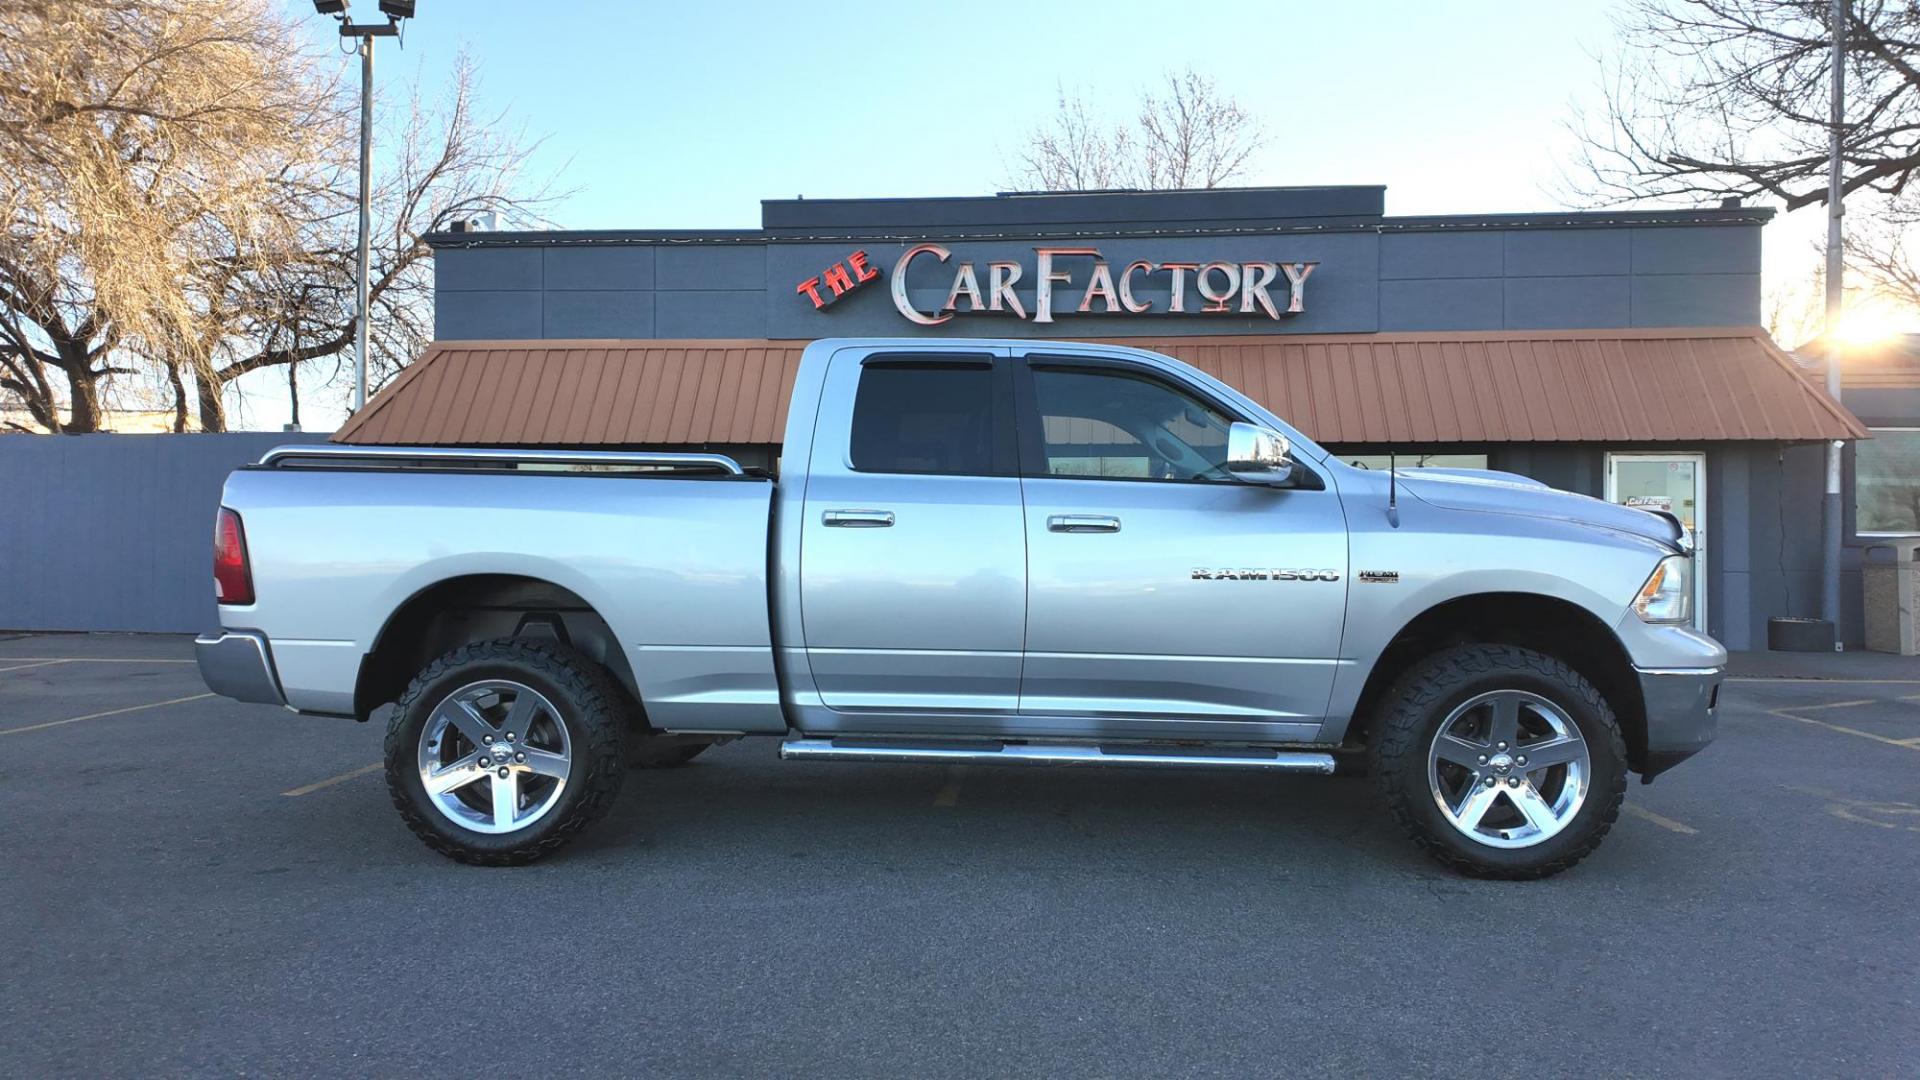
195;631;287;707
1635;666;1721;782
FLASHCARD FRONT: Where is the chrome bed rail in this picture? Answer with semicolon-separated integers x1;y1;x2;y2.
257;444;746;476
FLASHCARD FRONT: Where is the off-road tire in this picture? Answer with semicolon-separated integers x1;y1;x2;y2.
1368;644;1627;880
625;736;712;770
384;638;627;866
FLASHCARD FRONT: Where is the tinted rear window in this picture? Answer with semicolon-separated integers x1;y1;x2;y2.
849;364;998;476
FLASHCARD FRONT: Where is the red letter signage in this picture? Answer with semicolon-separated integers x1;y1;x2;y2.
795;250;884;310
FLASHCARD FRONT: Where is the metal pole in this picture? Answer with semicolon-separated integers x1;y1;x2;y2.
1821;0;1846;647
353;34;374;413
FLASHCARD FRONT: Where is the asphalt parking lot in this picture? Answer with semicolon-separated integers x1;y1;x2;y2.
2;634;1917;1077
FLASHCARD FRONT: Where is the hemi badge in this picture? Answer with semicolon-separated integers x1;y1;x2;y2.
1358;570;1400;584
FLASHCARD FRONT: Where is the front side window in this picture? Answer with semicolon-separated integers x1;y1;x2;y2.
1031;367;1234;482
1856;427;1920;535
848;362;998;476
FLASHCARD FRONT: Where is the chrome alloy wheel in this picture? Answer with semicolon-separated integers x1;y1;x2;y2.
1427;690;1590;849
416;679;572;835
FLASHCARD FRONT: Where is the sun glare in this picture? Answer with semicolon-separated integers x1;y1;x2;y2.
1831;308;1910;346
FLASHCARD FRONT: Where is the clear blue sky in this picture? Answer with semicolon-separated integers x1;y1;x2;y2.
297;0;1631;226
257;0;1839;430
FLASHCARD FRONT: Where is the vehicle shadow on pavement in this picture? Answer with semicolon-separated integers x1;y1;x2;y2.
564;753;1453;880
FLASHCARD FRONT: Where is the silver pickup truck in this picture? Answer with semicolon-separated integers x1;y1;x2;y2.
196;337;1720;877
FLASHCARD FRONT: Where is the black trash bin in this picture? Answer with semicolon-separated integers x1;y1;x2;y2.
1768;616;1836;652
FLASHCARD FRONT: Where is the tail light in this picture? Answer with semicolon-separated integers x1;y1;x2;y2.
214;507;255;605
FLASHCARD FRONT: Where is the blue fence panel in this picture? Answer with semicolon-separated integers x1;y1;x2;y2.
0;432;329;633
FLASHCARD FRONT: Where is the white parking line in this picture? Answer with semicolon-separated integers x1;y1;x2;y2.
1622;803;1698;834
0;692;215;736
1768;704;1920;752
283;762;382;797
0;659;72;673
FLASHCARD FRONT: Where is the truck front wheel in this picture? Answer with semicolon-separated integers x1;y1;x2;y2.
1368;644;1627;879
384;639;627;866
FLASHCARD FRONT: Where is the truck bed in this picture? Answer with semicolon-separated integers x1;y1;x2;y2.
221;448;782;732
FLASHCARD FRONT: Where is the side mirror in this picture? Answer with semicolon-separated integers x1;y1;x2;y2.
1226;421;1295;486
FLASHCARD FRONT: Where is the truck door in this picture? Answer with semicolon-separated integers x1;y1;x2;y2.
798;348;1026;715
1013;353;1348;739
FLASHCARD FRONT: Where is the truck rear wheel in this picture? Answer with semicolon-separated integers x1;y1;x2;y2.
1368;644;1627;879
384;639;626;866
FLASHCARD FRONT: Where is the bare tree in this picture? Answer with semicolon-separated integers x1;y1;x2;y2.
1007;87;1135;192
0;0;550;434
1845;190;1920;313
0;0;321;432
1135;70;1263;189
1008;69;1265;192
1764;265;1830;347
1572;0;1920;210
187;58;550;431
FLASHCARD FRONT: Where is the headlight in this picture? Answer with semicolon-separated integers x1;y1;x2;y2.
1634;555;1692;624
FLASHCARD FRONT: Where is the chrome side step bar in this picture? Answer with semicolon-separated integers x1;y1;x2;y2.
779;738;1335;774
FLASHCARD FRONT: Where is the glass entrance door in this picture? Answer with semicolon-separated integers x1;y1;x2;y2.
1605;452;1707;631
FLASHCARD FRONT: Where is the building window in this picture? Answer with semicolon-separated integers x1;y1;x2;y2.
1856;427;1920;535
1030;366;1233;482
1336;452;1490;472
849;363;998;476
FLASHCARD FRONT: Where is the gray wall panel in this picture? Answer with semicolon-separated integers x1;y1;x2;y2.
435;247;542;291
1714;448;1752;574
656;245;766;291
1713;449;1753;648
1631;227;1761;274
1504;276;1631;329
1379;231;1502;279
543;290;655;339
0;433;328;633
1844;387;1920;424
544;247;655;291
655;290;767;338
435;290;543;340
1378;278;1503;331
1630;274;1761;326
1503;229;1631;276
1729;441;1841;647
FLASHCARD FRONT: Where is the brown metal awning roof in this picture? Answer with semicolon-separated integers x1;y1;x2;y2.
333;328;1866;447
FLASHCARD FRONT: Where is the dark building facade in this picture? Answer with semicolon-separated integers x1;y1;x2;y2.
372;186;1873;651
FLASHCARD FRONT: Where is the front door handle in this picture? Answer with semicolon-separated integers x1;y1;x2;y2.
823;509;895;528
1048;514;1121;533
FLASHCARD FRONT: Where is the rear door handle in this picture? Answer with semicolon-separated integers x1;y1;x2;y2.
823;509;895;528
1047;514;1121;533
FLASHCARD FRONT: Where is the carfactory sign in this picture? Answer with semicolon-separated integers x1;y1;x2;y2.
797;245;1318;325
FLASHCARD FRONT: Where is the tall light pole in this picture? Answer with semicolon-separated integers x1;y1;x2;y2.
314;1;416;414
1822;0;1846;649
